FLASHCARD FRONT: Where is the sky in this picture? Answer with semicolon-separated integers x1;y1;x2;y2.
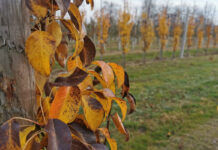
79;0;218;23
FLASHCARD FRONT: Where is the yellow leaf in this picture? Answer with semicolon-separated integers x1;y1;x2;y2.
25;31;56;76
99;128;117;150
112;97;127;121
88;70;107;88
92;61;114;86
67;56;83;71
68;3;82;31
78;75;93;91
25;0;48;18
108;63;125;89
49;86;81;123
47;21;63;47
82;96;104;131
19;125;36;149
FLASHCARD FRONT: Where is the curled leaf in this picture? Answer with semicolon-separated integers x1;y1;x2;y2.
68;3;82;31
112;113;129;141
121;71;130;98
126;93;136;114
112;97;127;121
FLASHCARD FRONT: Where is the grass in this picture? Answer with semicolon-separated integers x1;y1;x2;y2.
98;50;218;150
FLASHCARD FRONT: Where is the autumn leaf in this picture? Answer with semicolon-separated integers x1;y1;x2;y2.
112;97;127;121
68;3;82;31
0;120;21;150
20;125;36;149
54;67;88;86
88;70;107;88
49;86;81;123
121;71;130;98
108;63;125;88
126;93;136;114
92;61;114;86
25;0;48;18
45;119;72;150
25;31;56;76
99;128;117;150
80;36;96;67
112;113;129;141
55;41;68;68
55;0;71;17
82;96;104;131
46;21;62;47
61;20;79;40
67;56;83;71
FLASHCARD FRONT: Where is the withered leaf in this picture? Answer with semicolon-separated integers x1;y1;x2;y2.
121;71;130;98
126;93;136;114
0;120;21;150
55;40;68;68
112;113;129;141
54;67;88;86
45;119;72;150
80;36;96;67
55;0;71;17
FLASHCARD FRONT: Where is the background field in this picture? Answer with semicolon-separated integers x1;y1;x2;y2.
96;48;218;150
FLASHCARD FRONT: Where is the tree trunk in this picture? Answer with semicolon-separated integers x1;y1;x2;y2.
0;0;36;123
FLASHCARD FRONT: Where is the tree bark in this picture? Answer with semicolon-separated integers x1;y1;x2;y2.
0;0;36;123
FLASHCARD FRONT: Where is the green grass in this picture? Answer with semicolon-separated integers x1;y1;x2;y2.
99;51;218;150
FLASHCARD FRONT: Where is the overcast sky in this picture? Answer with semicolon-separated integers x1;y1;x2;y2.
79;0;218;23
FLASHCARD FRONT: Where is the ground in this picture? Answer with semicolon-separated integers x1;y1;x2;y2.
96;49;218;150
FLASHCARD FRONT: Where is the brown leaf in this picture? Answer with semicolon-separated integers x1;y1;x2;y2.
55;41;68;68
45;119;72;150
79;36;96;67
126;93;136;114
54;67;88;86
121;71;130;98
0;120;21;150
112;113;129;141
55;0;71;17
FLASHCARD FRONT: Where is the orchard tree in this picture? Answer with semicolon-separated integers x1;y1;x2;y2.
172;14;182;58
213;25;218;48
0;0;136;150
157;9;170;59
118;1;133;67
196;16;204;55
95;9;110;58
186;16;195;56
140;12;155;62
205;23;212;54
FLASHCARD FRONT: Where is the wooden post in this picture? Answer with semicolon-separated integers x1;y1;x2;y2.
0;0;36;123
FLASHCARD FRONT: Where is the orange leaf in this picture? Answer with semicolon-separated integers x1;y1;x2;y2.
112;113;129;141
99;128;117;150
25;31;56;76
49;86;81;123
92;61;114;86
82;96;104;131
108;63;125;88
46;21;62;47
